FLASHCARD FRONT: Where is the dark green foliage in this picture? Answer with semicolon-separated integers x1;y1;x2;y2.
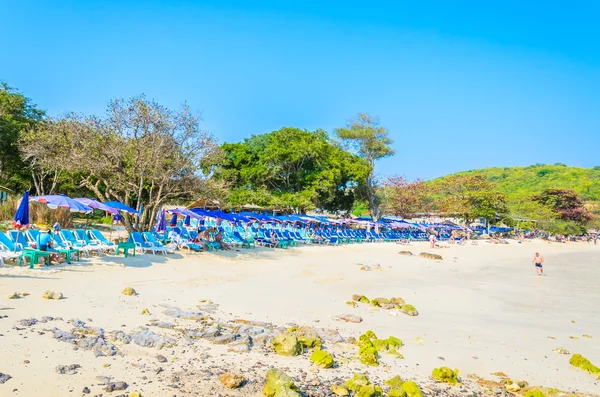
214;127;369;212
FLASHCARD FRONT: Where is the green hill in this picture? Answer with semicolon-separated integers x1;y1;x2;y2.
431;164;600;203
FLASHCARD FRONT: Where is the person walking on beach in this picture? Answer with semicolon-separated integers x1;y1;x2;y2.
429;233;437;249
532;252;544;276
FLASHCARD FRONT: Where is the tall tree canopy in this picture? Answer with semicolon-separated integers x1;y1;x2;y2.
213;127;369;213
335;113;394;220
20;96;222;231
0;82;45;190
534;189;593;225
383;175;432;218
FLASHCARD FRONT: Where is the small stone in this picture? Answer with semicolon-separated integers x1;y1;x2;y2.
334;314;362;323
42;290;63;300
419;252;443;260
129;392;142;397
219;372;245;389
157;355;168;363
0;372;11;384
23;360;30;364
552;347;570;355
103;381;128;392
82;387;90;394
121;287;136;296
140;308;150;315
398;251;413;256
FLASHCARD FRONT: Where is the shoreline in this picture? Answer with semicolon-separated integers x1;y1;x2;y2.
1;240;599;396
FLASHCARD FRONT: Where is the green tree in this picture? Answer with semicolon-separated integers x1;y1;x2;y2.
214;127;369;213
335;113;394;220
508;195;557;230
0;82;45;190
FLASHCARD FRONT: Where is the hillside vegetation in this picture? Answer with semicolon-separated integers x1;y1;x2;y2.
430;164;600;203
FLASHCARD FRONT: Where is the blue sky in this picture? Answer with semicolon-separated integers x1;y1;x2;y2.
2;1;599;179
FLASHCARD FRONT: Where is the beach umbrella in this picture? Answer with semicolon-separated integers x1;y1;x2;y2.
103;201;139;215
73;198;119;215
169;213;178;226
155;210;167;233
12;191;30;252
30;194;92;213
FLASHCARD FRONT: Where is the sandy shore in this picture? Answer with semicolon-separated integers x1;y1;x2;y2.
1;240;599;396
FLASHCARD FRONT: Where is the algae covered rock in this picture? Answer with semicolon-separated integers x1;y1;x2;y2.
569;354;600;379
402;381;423;397
345;373;370;392
359;346;379;366
357;384;383;397
43;290;63;300
390;297;405;306
370;298;391;308
384;376;404;389
310;349;334;368
219;372;245;389
372;339;389;352
331;383;349;396
352;294;370;303
431;367;459;385
419;252;443;260
140;308;150;315
346;301;358;308
263;368;301;397
121;287;136;296
552;347;569;355
272;333;302;356
365;330;377;339
399;305;419;316
398;251;413;256
387;336;404;347
387;389;408;397
524;391;547;397
292;327;322;349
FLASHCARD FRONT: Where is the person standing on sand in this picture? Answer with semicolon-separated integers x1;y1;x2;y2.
532;252;544;276
429;233;437;249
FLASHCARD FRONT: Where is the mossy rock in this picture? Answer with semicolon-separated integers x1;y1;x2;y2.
390;297;405;306
43;290;64;300
345;373;370;392
398;251;413;256
569;354;600;379
140;308;150;315
272;333;302;356
419;252;443;260
310;349;334;368
263;368;301;397
384;376;404;389
387;336;404;347
293;327;322;349
346;301;358;308
365;330;377;339
402;381;423;397
359;346;379;366
121;287;136;296
372;339;389;352
399;305;419;316
387;389;408;397
331;384;349;396
431;367;459;385
388;348;404;359
359;334;374;347
370;298;390;307
357;384;383;397
524;391;547;397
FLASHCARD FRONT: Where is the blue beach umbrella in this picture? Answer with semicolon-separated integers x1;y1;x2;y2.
73;198;119;214
103;201;139;215
13;191;30;252
13;190;30;229
155;210;167;233
30;194;92;213
169;213;178;226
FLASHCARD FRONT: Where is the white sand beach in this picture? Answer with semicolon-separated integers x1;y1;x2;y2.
1;240;599;396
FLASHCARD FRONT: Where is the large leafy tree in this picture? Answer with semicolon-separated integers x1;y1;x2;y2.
335;113;394;220
214;127;369;213
20;96;222;231
534;189;593;225
0;82;45;190
434;174;508;225
383;175;433;218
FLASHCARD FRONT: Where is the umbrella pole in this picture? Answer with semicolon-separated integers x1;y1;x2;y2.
14;230;19;253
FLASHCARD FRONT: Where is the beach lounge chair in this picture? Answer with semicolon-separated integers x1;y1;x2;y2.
59;230;99;257
3;231;51;267
75;229;114;254
0;243;21;266
129;232;166;255
26;229;79;264
142;232;175;254
88;229;118;253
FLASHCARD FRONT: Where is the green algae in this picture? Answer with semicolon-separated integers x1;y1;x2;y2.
372;338;389;351
359;295;370;303
365;330;377;339
384;376;404;389
309;349;334;368
402;381;423;397
431;367;459;385
569;354;600;379
359;346;379;366
345;373;370;392
357;384;383;397
399;304;419;316
272;333;302;356
263;368;301;397
387;336;404;347
524;391;547;397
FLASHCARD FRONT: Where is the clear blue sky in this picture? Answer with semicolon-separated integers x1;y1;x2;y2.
2;1;599;179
